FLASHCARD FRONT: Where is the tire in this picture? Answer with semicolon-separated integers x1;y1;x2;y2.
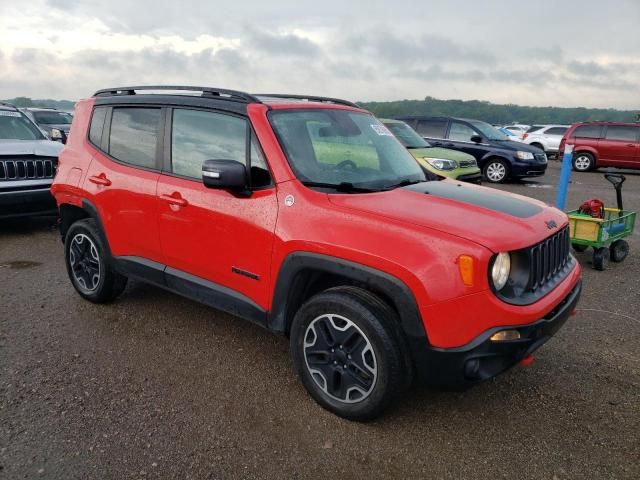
290;286;406;421
610;239;629;263
572;243;588;253
573;152;595;172
592;247;609;271
64;219;127;303
483;158;509;183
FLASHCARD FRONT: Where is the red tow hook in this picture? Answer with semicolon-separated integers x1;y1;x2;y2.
571;308;578;316
520;354;534;367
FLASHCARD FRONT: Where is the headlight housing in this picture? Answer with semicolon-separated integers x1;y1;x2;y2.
424;157;457;171
515;151;534;160
490;252;511;291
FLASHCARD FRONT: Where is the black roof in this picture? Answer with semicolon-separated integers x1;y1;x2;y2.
92;86;358;109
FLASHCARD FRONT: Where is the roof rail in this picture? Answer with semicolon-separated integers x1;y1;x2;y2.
0;101;18;109
92;86;262;104
255;94;359;108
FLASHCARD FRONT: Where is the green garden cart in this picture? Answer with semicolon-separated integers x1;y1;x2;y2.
567;174;636;271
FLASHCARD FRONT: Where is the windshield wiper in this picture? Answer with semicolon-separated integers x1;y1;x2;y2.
301;181;379;193
382;178;424;190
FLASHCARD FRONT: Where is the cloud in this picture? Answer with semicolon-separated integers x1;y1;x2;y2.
245;28;320;57
342;29;495;67
1;0;639;109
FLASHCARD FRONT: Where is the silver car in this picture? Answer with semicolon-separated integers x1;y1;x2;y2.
521;125;570;154
1;102;64;218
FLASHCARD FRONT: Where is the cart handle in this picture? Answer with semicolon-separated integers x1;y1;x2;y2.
604;173;626;188
604;173;626;212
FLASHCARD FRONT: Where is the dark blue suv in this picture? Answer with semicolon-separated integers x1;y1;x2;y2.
397;116;547;183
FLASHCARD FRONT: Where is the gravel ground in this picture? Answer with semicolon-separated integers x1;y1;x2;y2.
1;161;638;479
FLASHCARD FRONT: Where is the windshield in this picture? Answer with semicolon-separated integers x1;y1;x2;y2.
270;110;426;191
383;121;430;149
33;110;73;125
468;120;509;141
0;111;45;140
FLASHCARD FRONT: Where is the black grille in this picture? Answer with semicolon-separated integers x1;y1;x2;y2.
0;157;56;180
527;226;570;292
459;160;476;168
534;153;547;163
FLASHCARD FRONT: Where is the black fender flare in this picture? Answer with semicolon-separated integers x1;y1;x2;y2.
268;252;429;348
59;199;112;257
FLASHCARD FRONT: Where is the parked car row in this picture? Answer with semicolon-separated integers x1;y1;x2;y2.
396;116;548;183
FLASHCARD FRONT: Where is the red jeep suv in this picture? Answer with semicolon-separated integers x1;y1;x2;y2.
52;86;582;420
559;121;640;172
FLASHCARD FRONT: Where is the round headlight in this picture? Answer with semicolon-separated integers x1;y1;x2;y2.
491;252;511;290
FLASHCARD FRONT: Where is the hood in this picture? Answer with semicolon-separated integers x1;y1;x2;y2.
0;139;64;157
494;140;543;153
408;147;475;163
328;180;567;252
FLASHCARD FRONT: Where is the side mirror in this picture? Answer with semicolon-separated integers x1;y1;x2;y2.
202;159;249;193
49;128;64;142
470;134;483;144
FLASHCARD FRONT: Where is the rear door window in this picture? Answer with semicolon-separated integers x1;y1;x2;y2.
448;122;477;142
604;125;640;142
415;119;447;138
573;125;603;139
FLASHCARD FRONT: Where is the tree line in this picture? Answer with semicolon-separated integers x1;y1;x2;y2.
3;95;639;124
359;96;639;125
1;97;75;111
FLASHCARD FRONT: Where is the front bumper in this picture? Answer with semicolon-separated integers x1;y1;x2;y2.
413;279;582;388
0;187;57;218
510;158;548;178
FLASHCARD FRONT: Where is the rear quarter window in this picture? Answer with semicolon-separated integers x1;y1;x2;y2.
88;107;107;146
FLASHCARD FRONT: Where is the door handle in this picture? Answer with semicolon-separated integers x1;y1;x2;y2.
627;143;636;147
88;173;111;186
433;141;443;146
160;193;189;207
445;143;455;148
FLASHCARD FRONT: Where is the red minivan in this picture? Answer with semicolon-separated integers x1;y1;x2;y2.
559;122;640;172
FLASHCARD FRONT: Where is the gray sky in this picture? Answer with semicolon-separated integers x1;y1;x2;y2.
1;0;639;108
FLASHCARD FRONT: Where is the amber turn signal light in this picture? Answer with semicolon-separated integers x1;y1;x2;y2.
457;255;474;286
